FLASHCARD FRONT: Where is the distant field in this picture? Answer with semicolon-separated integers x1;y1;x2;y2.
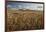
7;10;44;31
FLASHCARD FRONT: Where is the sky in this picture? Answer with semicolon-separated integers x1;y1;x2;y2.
7;2;43;11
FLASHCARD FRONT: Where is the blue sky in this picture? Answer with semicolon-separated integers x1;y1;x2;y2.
7;2;43;10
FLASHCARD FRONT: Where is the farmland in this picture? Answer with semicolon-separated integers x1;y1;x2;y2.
7;10;44;31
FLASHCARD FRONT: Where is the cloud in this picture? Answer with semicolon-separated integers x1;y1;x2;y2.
7;5;12;8
7;2;43;11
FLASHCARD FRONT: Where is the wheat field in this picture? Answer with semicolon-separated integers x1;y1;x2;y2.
7;10;44;31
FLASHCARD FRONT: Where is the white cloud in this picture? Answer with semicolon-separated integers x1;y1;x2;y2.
7;5;12;8
7;2;43;11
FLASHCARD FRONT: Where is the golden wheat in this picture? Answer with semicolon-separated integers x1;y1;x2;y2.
7;10;44;31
